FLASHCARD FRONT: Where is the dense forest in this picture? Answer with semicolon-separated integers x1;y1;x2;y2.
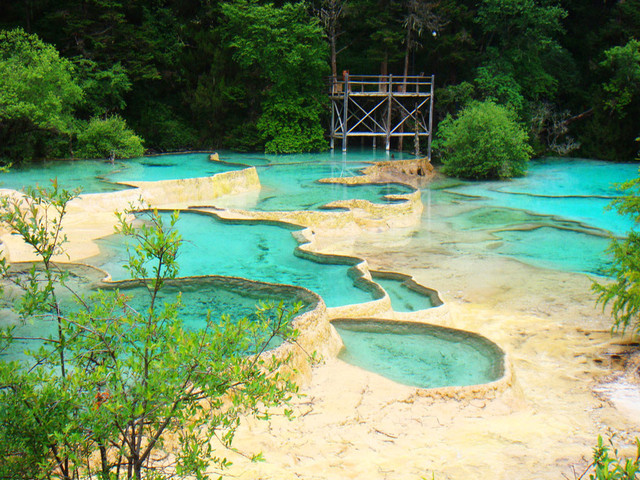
1;0;639;165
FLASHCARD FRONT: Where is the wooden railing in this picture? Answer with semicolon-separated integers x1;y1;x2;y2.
329;74;434;96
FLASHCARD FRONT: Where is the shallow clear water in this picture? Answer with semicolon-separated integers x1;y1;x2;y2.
213;152;414;211
5;153;639;385
119;279;311;330
372;276;434;312
105;153;243;184
217;149;412;166
91;211;378;308
333;320;504;388
496;158;637;198
253;166;411;212
1;276;311;363
0;159;129;193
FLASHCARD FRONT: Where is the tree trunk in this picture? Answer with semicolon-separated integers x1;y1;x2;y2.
399;30;412;152
329;23;337;79
380;50;388;79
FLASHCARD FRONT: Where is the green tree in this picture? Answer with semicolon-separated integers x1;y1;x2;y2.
17;0;197;153
599;40;640;119
222;0;329;153
73;58;132;117
76;115;145;160
0;186;300;479
317;0;348;80
0;28;83;163
474;64;524;114
577;40;640;161
435;100;532;180
475;0;567;105
364;0;405;76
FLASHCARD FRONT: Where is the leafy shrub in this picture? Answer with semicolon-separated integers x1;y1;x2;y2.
0;187;299;479
435;81;476;118
436;100;533;180
76;115;144;160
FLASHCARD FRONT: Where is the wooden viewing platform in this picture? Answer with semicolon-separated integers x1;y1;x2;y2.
329;73;434;157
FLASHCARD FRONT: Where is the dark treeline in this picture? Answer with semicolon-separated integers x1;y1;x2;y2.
1;0;639;163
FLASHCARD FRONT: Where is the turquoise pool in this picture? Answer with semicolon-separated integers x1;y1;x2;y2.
0;150;414;211
2;154;637;303
1;270;317;363
333;319;504;388
92;211;379;308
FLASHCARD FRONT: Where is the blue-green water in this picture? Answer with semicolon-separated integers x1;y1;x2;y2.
0;159;128;193
441;158;638;236
0;153;243;193
118;278;313;330
210;152;415;211
105;153;243;184
1;149;411;308
250;155;413;211
492;227;612;276
92;211;378;308
4;154;637;306
333;320;504;388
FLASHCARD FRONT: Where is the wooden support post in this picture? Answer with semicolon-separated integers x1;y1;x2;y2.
342;71;349;152
385;74;392;151
427;74;435;161
330;100;335;150
414;105;420;157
